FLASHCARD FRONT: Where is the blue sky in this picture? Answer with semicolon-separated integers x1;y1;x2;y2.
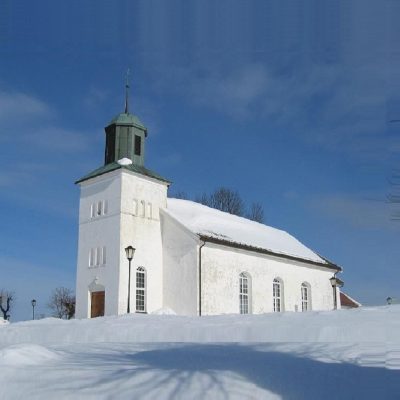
1;1;400;321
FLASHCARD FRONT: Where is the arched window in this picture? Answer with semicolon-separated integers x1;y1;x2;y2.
273;278;283;312
301;282;311;312
239;272;251;314
136;267;146;313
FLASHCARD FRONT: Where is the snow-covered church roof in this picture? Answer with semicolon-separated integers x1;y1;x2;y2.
165;198;340;269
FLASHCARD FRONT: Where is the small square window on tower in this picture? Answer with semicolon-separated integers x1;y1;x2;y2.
134;135;141;156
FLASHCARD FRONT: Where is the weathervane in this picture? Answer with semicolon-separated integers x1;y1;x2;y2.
124;68;130;114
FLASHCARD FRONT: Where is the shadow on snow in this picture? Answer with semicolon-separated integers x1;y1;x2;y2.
54;344;400;399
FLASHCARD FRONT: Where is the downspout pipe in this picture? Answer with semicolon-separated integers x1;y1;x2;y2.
333;274;337;310
198;241;206;316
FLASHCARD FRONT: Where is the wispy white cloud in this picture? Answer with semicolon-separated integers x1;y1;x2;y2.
153;61;394;160
24;127;91;153
0;87;94;217
0;162;45;188
0;90;52;125
83;86;108;109
189;64;270;119
309;193;399;231
0;87;92;153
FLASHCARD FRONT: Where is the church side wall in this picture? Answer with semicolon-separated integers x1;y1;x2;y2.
119;171;168;314
160;212;199;316
201;243;335;315
75;172;123;318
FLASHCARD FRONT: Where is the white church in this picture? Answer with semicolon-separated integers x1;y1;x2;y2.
75;98;343;319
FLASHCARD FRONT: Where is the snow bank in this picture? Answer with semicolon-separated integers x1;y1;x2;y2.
0;305;399;345
0;306;399;399
166;198;328;264
151;307;177;315
0;344;59;366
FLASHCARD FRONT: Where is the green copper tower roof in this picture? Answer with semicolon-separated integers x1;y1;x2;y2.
107;112;147;133
76;74;169;185
75;161;171;185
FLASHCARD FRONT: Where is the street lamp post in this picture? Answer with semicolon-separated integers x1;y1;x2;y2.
329;276;343;310
31;299;37;320
329;277;337;310
125;246;136;314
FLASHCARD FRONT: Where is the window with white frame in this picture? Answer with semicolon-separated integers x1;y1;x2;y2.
88;247;107;268
273;278;283;312
95;247;101;266
136;267;146;312
89;248;95;267
96;201;102;216
90;200;108;219
141;200;146;217
101;246;106;265
301;282;311;311
239;272;251;314
102;200;108;215
147;203;152;219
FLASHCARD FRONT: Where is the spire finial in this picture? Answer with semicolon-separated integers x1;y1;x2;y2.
124;68;130;114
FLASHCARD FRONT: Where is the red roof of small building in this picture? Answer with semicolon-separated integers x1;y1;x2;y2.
340;292;361;308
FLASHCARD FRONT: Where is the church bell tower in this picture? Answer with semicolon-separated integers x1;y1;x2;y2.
75;75;170;319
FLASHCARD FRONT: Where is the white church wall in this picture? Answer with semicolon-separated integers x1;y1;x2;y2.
201;242;335;315
118;170;168;314
160;211;199;315
76;171;123;318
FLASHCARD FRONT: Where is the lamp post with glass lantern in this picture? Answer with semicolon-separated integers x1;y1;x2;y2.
125;246;136;313
31;299;37;320
330;276;343;310
329;277;337;310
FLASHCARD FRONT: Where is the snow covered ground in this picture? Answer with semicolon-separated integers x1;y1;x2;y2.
0;306;399;399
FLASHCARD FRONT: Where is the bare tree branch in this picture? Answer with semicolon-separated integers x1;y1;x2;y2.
196;187;266;223
173;191;188;199
0;290;14;320
200;187;245;216
48;287;75;319
247;202;265;223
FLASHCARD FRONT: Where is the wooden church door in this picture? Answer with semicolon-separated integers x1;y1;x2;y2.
91;291;105;318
